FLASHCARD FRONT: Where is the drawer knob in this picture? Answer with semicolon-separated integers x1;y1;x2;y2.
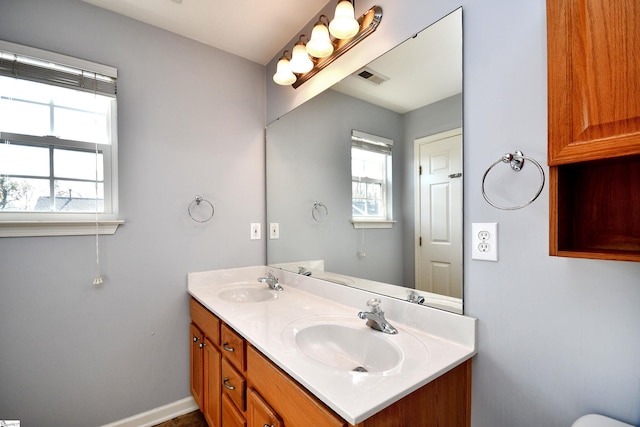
222;342;235;352
223;377;236;390
263;425;275;427
193;336;199;342
198;342;204;349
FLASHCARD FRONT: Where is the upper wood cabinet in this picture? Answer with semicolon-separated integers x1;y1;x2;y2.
548;0;640;165
548;0;640;261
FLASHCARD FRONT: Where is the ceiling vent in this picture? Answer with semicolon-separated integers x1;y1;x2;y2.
354;67;389;86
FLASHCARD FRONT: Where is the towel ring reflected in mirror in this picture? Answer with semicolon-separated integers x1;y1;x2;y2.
481;150;545;210
188;195;215;222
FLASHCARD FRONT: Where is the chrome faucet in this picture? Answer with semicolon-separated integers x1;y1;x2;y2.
357;298;398;334
297;266;312;276
258;272;283;291
407;290;425;305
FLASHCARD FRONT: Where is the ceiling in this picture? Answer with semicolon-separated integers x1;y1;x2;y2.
80;0;329;65
332;9;462;114
80;1;462;114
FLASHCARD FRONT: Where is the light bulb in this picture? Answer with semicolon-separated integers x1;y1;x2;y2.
289;41;314;74
329;0;359;40
306;20;334;58
273;54;296;85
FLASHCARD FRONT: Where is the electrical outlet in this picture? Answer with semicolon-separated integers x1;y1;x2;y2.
250;223;261;240
472;222;498;261
269;223;279;239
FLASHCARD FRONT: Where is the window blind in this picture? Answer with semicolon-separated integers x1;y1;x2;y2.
351;130;393;155
0;42;117;97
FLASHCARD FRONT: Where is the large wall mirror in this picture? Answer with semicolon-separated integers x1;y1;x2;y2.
266;8;463;314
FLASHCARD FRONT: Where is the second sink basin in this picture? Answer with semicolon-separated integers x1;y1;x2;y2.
294;323;401;373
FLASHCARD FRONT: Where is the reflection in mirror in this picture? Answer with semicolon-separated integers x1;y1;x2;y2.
266;8;463;314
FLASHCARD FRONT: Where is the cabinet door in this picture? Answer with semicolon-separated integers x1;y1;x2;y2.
548;0;640;165
222;393;246;427
190;323;204;410
247;388;282;427
204;337;221;427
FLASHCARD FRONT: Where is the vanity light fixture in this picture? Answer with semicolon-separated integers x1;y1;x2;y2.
272;50;297;85
306;16;334;58
273;2;383;88
289;36;315;74
329;0;360;40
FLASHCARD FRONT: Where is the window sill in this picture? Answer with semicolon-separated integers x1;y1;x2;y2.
351;220;396;229
0;220;124;237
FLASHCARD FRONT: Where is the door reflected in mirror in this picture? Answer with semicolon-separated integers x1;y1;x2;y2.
266;8;463;314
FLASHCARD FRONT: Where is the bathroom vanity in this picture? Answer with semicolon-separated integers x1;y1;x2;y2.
188;266;476;426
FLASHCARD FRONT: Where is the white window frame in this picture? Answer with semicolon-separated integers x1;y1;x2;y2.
0;40;122;237
350;130;395;229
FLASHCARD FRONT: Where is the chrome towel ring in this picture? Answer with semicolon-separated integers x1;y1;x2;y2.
481;150;545;210
312;201;329;222
188;195;215;222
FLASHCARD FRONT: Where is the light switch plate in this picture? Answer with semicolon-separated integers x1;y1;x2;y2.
472;222;498;261
250;223;261;240
269;223;279;239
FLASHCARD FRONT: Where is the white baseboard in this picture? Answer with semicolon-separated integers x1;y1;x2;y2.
100;396;199;427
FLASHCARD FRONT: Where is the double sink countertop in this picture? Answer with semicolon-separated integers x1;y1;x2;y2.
188;265;477;424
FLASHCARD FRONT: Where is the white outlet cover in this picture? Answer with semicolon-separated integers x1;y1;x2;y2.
472;222;498;261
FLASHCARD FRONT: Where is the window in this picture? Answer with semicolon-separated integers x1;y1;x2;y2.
0;41;121;236
351;130;394;228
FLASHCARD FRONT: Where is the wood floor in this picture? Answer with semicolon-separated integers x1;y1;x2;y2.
152;410;207;427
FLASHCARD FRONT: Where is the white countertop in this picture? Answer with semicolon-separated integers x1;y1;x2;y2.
188;265;477;424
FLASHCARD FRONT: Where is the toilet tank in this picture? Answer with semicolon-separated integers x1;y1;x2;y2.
573;414;635;427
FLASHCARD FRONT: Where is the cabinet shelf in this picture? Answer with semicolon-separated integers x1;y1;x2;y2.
550;155;640;262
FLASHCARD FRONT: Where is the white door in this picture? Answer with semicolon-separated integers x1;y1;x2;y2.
415;129;462;298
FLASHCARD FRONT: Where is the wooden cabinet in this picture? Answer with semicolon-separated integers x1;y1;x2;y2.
190;297;471;427
190;323;205;408
190;298;221;426
246;389;282;427
548;0;640;261
246;346;346;427
221;323;246;372
191;298;248;426
222;393;246;427
247;345;471;427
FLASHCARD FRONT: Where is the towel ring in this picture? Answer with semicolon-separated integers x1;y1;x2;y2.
312;201;329;222
188;195;215;222
481;150;545;210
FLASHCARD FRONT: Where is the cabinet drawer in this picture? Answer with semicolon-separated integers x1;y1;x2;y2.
221;323;246;372
222;393;246;427
246;345;346;427
190;297;220;344
222;357;246;412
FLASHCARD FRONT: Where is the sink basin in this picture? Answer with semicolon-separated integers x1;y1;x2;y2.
294;323;402;373
218;286;275;303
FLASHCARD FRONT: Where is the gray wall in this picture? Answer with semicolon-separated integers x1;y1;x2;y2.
267;1;640;427
0;1;265;426
266;89;405;284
